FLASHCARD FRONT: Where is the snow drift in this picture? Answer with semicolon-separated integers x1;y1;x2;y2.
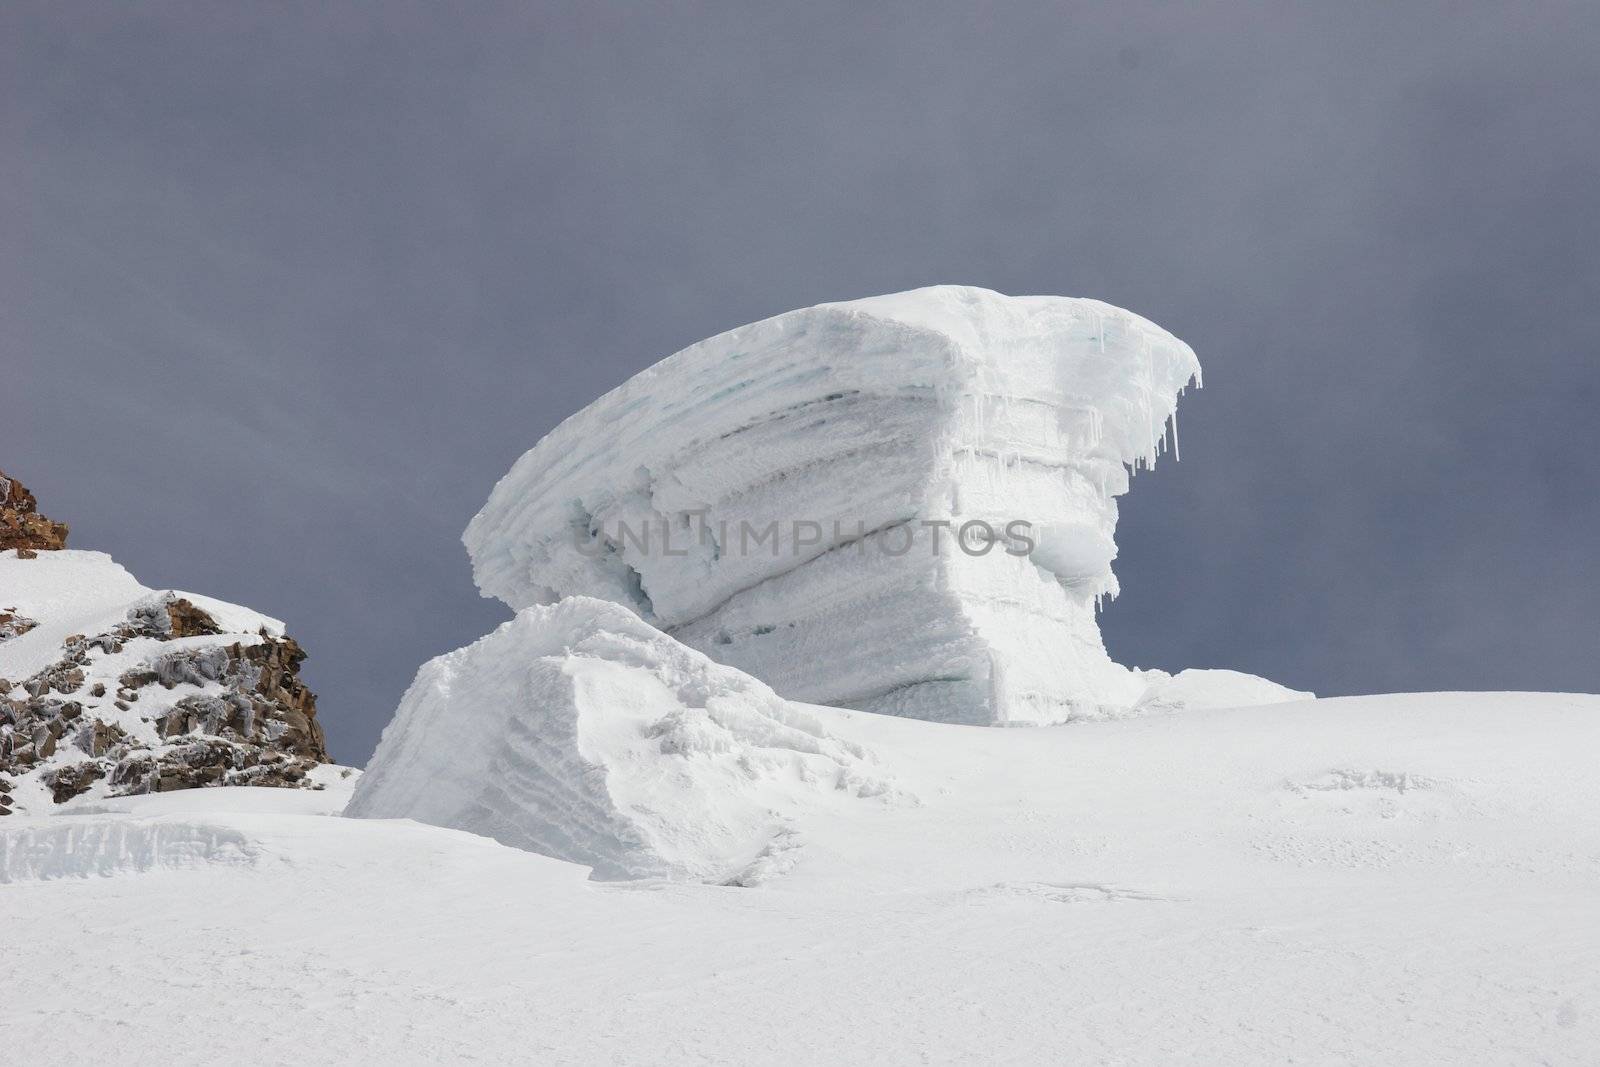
347;597;894;883
466;285;1205;725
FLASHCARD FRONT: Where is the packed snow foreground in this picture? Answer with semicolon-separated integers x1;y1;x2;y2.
7;692;1597;1062
5;287;1595;1065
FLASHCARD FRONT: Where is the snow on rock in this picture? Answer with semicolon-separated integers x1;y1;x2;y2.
1136;668;1315;712
465;285;1210;725
347;596;895;883
0;550;169;677
1;548;332;815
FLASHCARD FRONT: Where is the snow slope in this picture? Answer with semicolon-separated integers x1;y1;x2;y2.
0;549;283;682
466;286;1205;724
3;691;1596;1065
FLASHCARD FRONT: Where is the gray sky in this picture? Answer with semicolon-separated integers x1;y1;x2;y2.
6;2;1598;762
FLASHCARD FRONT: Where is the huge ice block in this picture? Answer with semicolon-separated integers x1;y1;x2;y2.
465;286;1201;724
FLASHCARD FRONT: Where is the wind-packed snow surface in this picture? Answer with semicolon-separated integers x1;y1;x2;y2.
4;692;1597;1065
347;597;894;883
466;286;1204;725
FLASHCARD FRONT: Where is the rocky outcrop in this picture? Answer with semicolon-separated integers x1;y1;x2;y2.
0;474;338;814
1;594;330;808
0;469;69;556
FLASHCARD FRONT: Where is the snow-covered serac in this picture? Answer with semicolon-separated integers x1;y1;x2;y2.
466;286;1201;725
347;597;893;883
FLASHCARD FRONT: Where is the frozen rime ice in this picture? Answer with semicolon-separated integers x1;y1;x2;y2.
347;597;893;883
466;285;1203;724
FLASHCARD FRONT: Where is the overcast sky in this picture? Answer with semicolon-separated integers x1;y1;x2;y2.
7;3;1598;762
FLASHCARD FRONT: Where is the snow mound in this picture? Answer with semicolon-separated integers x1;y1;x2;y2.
465;285;1205;725
1136;668;1314;712
347;597;895;882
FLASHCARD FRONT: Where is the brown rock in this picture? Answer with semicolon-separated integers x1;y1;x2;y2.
0;473;38;512
0;612;37;642
0;469;68;553
110;754;157;793
118;668;158;691
51;667;86;694
76;720;126;758
0;484;334;804
165;599;222;638
42;760;104;803
232;635;329;762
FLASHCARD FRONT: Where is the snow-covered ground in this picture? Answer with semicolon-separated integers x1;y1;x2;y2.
5;690;1596;1064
